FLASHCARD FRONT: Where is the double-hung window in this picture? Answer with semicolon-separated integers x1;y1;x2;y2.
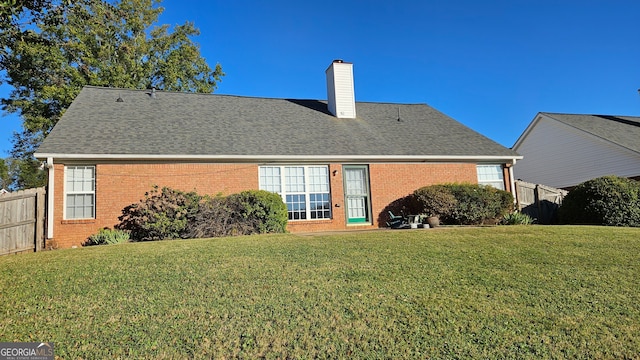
65;165;96;219
477;165;505;190
259;166;331;220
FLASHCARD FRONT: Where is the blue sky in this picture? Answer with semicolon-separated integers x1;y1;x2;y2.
1;0;639;156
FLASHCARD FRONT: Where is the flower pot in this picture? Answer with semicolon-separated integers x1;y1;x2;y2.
426;216;440;228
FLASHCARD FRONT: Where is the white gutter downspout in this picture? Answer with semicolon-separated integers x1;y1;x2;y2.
509;158;517;205
46;157;54;239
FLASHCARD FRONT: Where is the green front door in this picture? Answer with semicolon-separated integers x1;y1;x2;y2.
344;166;370;224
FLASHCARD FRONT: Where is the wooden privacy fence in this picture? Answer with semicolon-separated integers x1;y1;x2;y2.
0;187;46;255
515;180;568;224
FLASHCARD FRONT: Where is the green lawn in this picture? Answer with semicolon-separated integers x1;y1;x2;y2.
1;226;639;359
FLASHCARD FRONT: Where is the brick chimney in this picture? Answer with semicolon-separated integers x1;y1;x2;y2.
326;60;356;118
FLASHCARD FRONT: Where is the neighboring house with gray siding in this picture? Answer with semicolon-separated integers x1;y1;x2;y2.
513;112;640;189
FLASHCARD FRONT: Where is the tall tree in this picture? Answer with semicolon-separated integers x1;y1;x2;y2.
1;0;224;189
0;158;12;190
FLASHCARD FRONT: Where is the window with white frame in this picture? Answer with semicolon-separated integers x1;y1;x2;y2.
65;165;95;219
477;165;505;190
259;166;331;220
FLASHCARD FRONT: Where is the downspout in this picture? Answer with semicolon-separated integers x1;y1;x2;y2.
509;158;517;206
46;157;54;239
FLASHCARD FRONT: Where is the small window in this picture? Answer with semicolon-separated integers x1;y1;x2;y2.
65;165;96;219
477;165;505;190
259;166;331;221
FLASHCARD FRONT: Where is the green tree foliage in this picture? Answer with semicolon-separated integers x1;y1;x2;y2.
559;175;640;227
1;0;224;189
7;132;46;189
0;0;68;37
0;158;12;190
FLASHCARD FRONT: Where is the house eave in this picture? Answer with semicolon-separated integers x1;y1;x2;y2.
34;153;522;164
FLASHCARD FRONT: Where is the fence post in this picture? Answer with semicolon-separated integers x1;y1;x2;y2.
35;187;46;251
535;184;542;221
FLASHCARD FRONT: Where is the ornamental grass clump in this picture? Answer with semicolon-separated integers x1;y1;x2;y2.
84;228;130;246
501;211;534;225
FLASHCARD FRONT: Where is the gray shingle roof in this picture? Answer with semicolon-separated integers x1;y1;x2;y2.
36;86;519;160
542;112;640;154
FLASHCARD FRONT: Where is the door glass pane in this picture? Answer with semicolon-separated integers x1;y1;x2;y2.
347;197;366;218
345;168;365;195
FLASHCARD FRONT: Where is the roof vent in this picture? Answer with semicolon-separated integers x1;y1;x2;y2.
147;87;157;99
116;93;124;102
326;60;356;118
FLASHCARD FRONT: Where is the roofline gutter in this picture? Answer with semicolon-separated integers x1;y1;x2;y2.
35;153;522;163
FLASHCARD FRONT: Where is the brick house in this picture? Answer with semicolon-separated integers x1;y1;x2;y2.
35;61;522;248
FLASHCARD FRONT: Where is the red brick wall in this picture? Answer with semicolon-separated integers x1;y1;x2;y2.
369;163;478;227
48;162;488;248
50;163;258;248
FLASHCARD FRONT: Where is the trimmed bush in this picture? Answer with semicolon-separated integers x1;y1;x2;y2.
558;176;640;226
186;196;239;239
413;185;457;218
84;228;130;246
441;183;514;225
121;187;288;241
116;186;201;241
226;190;288;234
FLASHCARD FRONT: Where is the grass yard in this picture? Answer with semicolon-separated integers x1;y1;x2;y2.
1;226;639;359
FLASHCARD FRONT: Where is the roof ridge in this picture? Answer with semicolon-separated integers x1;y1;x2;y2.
594;114;640;128
82;85;431;105
542;111;640;120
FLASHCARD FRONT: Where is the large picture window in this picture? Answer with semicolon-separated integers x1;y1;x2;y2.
259;166;331;220
65;165;95;219
477;165;505;190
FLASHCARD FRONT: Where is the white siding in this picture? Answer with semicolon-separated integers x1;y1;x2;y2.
514;115;640;188
326;61;356;118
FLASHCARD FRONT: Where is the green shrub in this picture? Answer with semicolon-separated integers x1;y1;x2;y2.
117;187;287;241
226;190;288;234
441;183;514;225
559;176;640;226
413;185;457;218
501;212;534;225
116;186;201;241
84;228;130;246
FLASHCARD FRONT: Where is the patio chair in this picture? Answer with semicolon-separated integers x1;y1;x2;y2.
386;211;408;229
